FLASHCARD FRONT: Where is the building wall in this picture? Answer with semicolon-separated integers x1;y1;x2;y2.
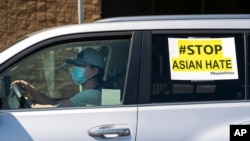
0;0;101;51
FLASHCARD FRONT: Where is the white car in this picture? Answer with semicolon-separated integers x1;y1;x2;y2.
1;14;250;141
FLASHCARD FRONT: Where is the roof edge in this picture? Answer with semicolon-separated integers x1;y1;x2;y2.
96;14;250;23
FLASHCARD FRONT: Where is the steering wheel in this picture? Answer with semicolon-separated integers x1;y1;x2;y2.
11;84;32;108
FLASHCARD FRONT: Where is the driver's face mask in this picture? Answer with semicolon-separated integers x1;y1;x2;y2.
71;66;87;85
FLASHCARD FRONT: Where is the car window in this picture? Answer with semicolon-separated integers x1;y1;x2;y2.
151;33;245;103
248;35;250;100
0;37;131;109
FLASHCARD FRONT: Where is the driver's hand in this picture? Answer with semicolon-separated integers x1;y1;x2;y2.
11;80;35;91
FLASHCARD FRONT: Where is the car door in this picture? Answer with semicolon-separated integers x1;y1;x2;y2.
0;31;142;141
137;30;250;141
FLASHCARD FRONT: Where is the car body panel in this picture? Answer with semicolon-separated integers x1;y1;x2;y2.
0;107;137;141
137;102;250;141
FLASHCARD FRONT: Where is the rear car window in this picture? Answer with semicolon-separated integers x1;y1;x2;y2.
151;33;245;103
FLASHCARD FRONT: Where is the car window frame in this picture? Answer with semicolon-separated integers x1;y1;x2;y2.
0;31;142;110
139;29;250;105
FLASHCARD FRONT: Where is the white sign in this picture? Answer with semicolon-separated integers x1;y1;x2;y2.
168;37;238;80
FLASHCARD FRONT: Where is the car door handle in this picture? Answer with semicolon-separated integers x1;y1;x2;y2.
88;124;131;138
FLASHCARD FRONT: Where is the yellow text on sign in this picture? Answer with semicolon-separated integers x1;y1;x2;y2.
171;39;233;72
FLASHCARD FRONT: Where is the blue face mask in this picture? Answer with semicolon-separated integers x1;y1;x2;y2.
71;66;87;85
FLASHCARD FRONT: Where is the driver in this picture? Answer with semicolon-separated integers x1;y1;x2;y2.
11;48;105;108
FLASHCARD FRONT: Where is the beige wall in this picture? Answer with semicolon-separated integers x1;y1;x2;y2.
0;0;101;51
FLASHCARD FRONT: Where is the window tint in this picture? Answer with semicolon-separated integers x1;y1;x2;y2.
0;37;131;109
151;33;245;103
248;35;250;100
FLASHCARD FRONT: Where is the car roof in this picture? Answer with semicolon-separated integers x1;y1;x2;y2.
2;14;250;64
96;14;250;23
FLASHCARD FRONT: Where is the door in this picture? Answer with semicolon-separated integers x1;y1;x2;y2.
137;30;250;141
0;32;142;140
